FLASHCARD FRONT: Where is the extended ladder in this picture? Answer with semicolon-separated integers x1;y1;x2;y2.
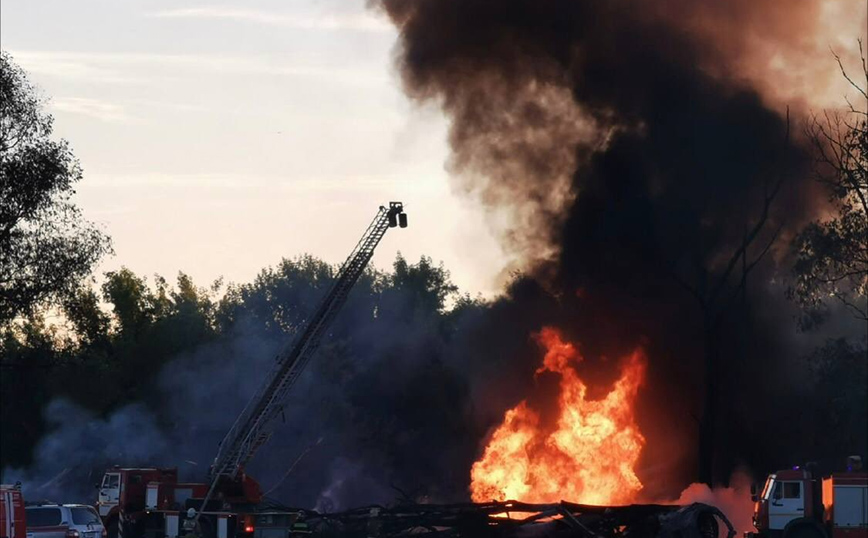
198;202;407;512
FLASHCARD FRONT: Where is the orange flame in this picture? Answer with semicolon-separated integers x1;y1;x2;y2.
470;327;646;505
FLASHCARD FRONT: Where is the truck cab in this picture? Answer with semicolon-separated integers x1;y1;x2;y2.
96;468;178;538
97;473;121;518
749;465;867;538
752;470;815;537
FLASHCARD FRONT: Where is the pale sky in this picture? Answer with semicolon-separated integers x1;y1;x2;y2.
2;1;864;299
1;0;509;296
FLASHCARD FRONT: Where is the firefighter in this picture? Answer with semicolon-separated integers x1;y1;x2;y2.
181;508;200;538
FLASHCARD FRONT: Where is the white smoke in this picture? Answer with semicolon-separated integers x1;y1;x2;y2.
673;470;756;535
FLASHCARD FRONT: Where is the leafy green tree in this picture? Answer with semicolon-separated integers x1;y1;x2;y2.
806;338;868;460
0;314;64;467
0;52;111;325
790;46;868;327
93;270;220;408
154;272;217;353
386;254;459;316
64;285;110;348
216;255;336;336
101;268;155;336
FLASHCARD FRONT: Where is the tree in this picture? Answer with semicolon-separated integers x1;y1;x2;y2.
63;285;110;347
670;116;790;486
101;268;156;337
805;338;868;462
216;255;337;336
0;51;111;326
0;313;62;468
790;43;868;326
385;254;459;316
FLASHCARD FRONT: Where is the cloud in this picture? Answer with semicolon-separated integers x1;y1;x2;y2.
9;51;149;85
51;97;141;124
82;172;439;194
149;6;392;33
8;50;389;87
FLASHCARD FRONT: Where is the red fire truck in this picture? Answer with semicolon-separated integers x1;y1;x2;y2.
94;204;408;538
1;483;26;538
747;460;867;538
95;467;253;538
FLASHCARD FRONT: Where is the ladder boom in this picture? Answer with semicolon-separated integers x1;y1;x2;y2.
209;202;407;481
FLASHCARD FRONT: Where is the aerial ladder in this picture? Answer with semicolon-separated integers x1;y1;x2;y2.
194;202;408;522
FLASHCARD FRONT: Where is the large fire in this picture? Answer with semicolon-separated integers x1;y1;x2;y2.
470;327;647;505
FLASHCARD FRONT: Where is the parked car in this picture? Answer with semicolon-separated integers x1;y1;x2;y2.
24;505;105;538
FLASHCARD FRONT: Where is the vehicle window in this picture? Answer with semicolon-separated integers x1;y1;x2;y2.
71;507;101;525
783;482;801;499
102;474;120;489
174;489;193;504
773;482;782;500
130;475;141;484
26;508;62;527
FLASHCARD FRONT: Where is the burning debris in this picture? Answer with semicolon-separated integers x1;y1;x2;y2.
292;500;735;538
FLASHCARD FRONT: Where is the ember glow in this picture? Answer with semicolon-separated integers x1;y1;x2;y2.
470;327;646;505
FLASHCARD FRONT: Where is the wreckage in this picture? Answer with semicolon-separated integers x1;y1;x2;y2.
270;500;735;538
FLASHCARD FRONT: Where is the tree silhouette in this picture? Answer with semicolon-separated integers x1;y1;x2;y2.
0;51;111;326
790;43;868;327
668;113;791;485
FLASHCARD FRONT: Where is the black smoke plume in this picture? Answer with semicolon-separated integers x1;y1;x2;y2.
374;0;866;490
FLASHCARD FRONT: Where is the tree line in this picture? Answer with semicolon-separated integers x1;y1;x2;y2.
1;251;474;471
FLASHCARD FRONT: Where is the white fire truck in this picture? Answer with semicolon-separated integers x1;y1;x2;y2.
747;459;867;538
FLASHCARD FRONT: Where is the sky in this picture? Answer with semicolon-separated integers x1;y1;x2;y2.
2;1;865;299
1;0;509;296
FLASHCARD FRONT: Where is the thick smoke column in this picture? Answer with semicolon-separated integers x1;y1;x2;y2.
376;0;818;266
375;0;859;488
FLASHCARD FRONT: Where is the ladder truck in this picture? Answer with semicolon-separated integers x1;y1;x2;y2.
96;203;408;538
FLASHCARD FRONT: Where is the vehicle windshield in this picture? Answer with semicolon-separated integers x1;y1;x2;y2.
71;507;102;525
101;474;120;489
761;475;776;500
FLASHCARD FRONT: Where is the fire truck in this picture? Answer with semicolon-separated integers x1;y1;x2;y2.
95;203;408;538
747;459;867;538
1;484;26;538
